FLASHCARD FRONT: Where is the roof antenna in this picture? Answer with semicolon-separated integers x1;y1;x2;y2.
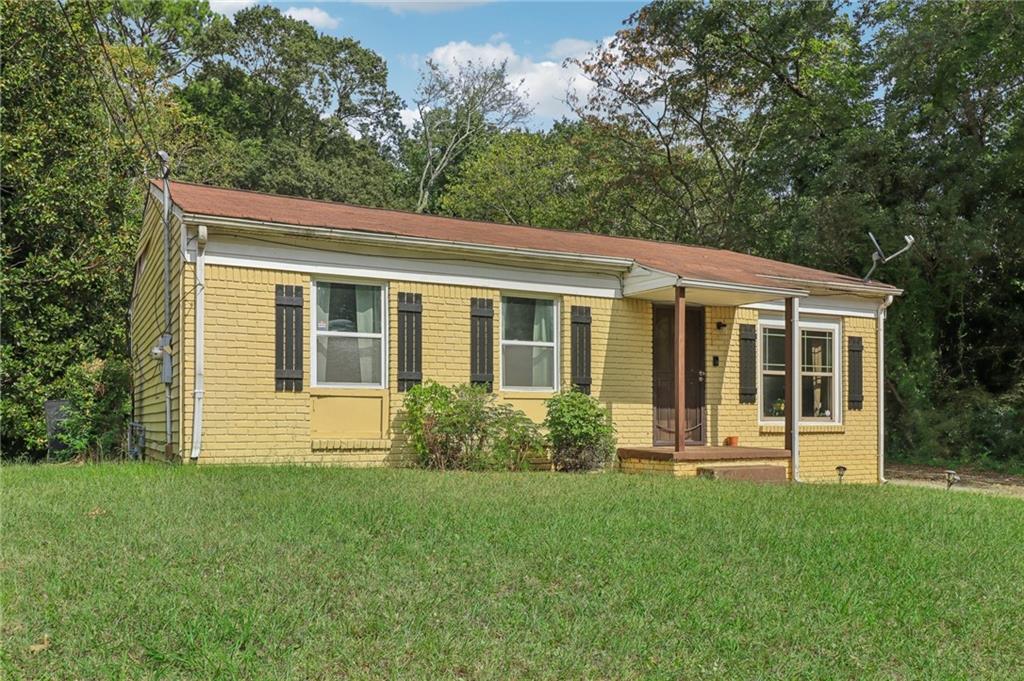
864;232;914;281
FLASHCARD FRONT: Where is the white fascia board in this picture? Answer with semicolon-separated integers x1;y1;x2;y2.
622;265;678;296
743;295;879;319
758;274;903;297
183;214;634;274
203;235;624;299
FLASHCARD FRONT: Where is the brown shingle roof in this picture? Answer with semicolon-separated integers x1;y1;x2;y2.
157;180;899;296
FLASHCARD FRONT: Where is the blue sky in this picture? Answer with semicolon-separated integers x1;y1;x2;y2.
210;1;644;128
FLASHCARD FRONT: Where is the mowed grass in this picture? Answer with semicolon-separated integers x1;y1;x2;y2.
3;465;1023;679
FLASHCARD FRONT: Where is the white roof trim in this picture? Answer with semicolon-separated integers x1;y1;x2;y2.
181;212;635;274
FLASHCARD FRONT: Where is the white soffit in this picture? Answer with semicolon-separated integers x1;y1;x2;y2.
202;234;625;298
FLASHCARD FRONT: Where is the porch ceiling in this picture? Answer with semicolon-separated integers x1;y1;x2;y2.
629;285;795;307
622;264;809;307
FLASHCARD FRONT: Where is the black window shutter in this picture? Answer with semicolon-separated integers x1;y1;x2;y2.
470;298;493;390
275;285;303;392
739;324;757;404
571;305;592;394
398;292;423;392
848;336;864;410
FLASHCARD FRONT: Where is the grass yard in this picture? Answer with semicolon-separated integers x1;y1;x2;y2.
3;465;1023;679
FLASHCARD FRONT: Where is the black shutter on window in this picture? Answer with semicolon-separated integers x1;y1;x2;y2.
571;305;592;394
739;324;757;404
470;298;493;390
398;292;422;392
275;285;303;392
848;336;864;410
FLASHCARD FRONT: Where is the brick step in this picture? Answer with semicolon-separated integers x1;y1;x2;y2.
696;465;788;483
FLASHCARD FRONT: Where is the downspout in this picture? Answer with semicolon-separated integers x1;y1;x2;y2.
190;225;208;460
877;294;894;483
789;297;801;482
160;154;173;458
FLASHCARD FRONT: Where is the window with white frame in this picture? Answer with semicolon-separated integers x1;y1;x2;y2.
760;321;841;422
314;281;385;386
501;296;556;390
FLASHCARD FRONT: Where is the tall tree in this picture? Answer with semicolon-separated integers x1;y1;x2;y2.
179;5;406;206
1;0;142;456
406;58;532;213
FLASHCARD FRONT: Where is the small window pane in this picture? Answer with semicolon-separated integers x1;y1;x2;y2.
502;345;555;388
316;336;382;384
802;330;832;372
762;374;786;418
316;283;381;333
763;329;785;371
802;375;833;418
503;297;554;342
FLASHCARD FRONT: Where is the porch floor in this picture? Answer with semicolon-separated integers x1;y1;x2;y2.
617;445;790;463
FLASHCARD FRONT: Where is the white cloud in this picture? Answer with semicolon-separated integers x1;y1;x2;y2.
284;6;341;29
399;107;421;130
353;0;491;15
209;0;257;16
423;36;609;125
546;38;596;61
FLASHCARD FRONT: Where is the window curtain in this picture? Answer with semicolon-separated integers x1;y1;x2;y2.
355;287;378;381
532;302;553;385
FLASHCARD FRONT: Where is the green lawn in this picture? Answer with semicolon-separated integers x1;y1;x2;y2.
3;465;1023;679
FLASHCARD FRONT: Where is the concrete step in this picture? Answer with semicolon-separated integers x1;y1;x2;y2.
696;465;788;483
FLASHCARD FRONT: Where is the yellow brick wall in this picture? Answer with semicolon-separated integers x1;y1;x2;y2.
703;307;879;483
183;268;654;465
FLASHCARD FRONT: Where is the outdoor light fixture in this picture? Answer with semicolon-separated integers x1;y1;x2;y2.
835;465;847;484
716;321;727;330
945;469;961;490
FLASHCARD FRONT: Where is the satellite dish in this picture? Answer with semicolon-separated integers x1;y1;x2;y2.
864;232;915;281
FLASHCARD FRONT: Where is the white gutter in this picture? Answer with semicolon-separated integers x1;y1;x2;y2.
877;294;895;483
790;297;801;482
180;213;636;273
189;226;208;460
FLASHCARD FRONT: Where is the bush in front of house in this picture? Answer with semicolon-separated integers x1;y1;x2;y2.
402;382;543;471
544;390;616;472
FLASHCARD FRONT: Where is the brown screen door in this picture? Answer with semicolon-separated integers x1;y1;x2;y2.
652;306;706;446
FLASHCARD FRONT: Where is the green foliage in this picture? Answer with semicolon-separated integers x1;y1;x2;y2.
56;358;132;461
401;382;543;471
1;0;140;458
544;390;616;472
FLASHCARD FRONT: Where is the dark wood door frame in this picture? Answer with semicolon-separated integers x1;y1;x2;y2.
652;303;706;447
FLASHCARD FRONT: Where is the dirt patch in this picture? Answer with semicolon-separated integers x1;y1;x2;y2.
886;463;1024;498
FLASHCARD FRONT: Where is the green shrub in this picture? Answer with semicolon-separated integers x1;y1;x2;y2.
402;382;543;471
545;390;616;472
56;357;131;461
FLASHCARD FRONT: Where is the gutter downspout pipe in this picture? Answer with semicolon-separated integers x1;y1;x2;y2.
190;225;208;460
789;297;801;482
877;294;895;483
160;153;173;458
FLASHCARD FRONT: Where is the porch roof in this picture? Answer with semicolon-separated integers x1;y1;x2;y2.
155;180;902;301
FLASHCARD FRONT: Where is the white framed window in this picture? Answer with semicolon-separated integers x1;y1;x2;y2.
312;280;387;387
758;318;842;424
500;295;558;391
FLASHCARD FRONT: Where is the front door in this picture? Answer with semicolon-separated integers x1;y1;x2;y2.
652;306;706;446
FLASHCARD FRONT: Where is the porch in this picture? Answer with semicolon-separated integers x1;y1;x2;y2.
621;268;806;479
617;445;792;480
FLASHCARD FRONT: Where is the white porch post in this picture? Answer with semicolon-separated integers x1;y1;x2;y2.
784;297;801;481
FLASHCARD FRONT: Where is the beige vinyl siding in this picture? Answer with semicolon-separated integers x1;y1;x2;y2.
130;197;183;460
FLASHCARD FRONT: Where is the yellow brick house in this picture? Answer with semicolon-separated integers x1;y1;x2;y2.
130;179;901;483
